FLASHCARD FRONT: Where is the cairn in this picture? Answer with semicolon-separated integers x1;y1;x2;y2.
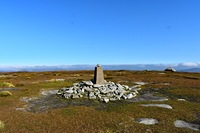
57;64;141;103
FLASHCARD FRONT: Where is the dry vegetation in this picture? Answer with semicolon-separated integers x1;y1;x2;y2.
0;70;200;132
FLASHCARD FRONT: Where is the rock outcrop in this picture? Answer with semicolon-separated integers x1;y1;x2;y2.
165;67;176;72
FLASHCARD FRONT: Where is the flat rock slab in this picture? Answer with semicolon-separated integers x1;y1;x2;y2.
178;99;187;101
0;88;20;91
134;82;148;85
141;104;173;109
127;93;168;102
174;120;200;131
136;118;159;125
41;90;58;96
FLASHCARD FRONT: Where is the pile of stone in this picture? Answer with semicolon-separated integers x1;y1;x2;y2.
57;64;140;103
57;80;138;103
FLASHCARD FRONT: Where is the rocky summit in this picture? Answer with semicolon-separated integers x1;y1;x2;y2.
57;80;139;103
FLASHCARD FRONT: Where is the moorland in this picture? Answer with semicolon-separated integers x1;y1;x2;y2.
0;70;200;132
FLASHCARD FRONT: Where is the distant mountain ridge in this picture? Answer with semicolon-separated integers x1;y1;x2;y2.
180;68;200;72
0;64;200;72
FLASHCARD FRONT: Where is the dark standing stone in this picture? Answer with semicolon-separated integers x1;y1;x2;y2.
94;64;105;84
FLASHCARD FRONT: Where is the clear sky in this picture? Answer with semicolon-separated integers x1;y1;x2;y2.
0;0;200;66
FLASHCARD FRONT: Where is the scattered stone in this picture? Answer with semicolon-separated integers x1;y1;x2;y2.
71;94;79;99
21;97;38;102
135;82;148;85
103;97;109;103
141;104;173;109
45;79;65;82
136;118;159;125
127;93;168;102
41;90;58;96
127;93;136;99
16;108;26;112
165;67;176;72
65;89;74;94
158;73;165;75
174;120;200;131
178;99;186;101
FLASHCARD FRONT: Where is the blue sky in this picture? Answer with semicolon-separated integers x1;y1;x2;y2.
0;0;200;66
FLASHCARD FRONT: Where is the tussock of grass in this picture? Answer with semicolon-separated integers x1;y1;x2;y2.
0;82;15;88
0;120;5;130
0;91;12;97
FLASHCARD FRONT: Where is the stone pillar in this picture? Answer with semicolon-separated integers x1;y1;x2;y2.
94;64;105;84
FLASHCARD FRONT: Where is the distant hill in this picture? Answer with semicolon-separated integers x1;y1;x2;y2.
0;64;200;72
181;68;200;72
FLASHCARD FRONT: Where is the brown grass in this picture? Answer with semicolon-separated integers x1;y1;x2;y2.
0;70;200;132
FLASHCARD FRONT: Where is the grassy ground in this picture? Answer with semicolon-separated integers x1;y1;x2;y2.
0;70;200;132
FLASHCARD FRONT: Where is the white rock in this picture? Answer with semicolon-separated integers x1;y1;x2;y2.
123;85;129;90
109;86;117;91
82;81;94;86
131;85;141;88
89;92;95;97
136;118;159;125
79;94;83;98
89;95;97;100
97;94;101;99
174;120;200;131
84;87;93;92
72;94;79;99
103;98;109;103
63;93;72;99
141;104;173;109
135;82;148;85
106;93;114;97
109;97;117;101
16;108;26;112
122;95;127;100
65;89;74;94
93;84;103;88
127;93;134;99
116;84;124;90
178;99;186;101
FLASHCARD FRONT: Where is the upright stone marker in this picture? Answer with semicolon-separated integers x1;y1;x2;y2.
94;64;105;84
